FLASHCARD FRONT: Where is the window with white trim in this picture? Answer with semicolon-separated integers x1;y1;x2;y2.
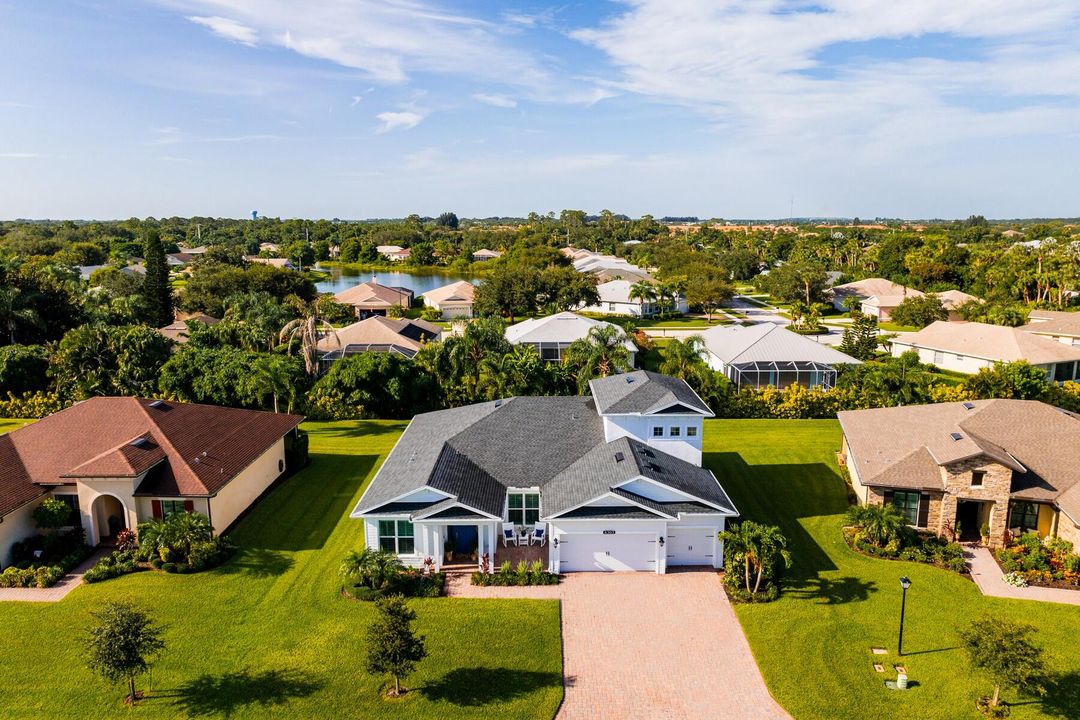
686;425;698;437
378;520;415;554
508;492;540;525
652;426;664;437
669;426;681;437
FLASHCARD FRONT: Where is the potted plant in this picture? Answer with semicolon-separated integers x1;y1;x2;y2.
980;523;991;547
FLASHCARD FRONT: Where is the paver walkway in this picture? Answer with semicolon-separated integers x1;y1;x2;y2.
448;570;791;720
0;550;103;603
967;546;1080;606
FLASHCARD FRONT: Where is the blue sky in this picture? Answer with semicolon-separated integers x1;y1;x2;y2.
2;0;1079;220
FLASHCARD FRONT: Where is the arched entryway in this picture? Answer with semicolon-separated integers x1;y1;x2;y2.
91;494;127;544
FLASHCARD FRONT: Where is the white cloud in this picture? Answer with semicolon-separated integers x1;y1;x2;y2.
187;15;258;46
0;152;41;158
375;111;425;133
350;96;362;107
572;1;1080;156
404;147;443;170
472;93;517;109
149;126;284;145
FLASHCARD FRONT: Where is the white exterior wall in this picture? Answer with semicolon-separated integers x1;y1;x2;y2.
602;415;704;466
548;518;668;573
0;500;41;568
892;342;1061;377
207;437;286;534
77;478;140;544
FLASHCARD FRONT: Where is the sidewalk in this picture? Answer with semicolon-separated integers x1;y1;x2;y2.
967;545;1080;606
0;550;103;603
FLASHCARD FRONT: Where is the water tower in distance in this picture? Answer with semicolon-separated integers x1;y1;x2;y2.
251;210;258;221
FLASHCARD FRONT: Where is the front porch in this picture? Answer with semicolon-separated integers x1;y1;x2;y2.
420;520;549;572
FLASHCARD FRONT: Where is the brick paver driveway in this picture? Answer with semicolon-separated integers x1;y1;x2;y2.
449;570;790;719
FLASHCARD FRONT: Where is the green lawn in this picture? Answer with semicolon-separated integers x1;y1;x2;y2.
0;421;563;719
878;321;919;332
636;316;731;328
705;420;1080;720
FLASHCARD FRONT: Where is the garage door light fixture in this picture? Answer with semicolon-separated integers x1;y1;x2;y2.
658;536;665;547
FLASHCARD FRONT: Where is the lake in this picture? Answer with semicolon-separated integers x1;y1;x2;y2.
315;265;480;296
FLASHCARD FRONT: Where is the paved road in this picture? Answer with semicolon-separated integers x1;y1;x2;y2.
449;571;791;719
725;296;789;326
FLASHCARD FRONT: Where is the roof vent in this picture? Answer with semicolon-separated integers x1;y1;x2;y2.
625;376;635;383
640;448;655;458
963;402;975;410
494;399;503;408
614;452;625;463
647;462;662;472
950;432;963;441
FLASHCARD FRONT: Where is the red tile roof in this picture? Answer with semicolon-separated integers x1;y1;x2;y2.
0;397;303;516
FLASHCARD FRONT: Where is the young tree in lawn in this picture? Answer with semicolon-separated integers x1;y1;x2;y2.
141;228;173;327
85;602;165;705
891;295;947;329
365;594;427;697
838;312;879;360
959;614;1046;713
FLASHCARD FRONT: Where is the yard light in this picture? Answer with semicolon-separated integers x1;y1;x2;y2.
898;576;912;656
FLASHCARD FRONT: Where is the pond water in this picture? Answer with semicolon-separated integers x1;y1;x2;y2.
315;265;480;295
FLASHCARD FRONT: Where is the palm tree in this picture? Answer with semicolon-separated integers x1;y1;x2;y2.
656;281;677;316
789;301;808;330
563;325;632;393
660;336;708;384
720;520;792;594
340;547;404;589
841;295;861;317
280;298;338;375
252;355;293;413
845;503;910;547
0;285;42;344
628;281;657;317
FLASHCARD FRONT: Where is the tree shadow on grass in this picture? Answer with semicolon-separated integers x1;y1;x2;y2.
784;575;877;605
217;547;295;578
420;667;563;706
167;668;322;717
1035;671;1080;718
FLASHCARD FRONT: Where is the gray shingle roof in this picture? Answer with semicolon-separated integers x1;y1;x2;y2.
352;390;733;521
589;371;713;416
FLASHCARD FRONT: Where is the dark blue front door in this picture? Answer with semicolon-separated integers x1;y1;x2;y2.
448;526;478;553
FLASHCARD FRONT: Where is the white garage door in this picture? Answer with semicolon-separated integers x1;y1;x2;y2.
559;532;655;572
666;527;716;566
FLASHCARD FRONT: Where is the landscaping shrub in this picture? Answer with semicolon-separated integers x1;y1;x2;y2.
345;569;445;600
83;550;140;584
0;564;64;588
994;533;1079;588
843;526;968;574
471;560;559;587
186;537;237;572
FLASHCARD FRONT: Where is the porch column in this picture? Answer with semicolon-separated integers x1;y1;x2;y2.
477;524;486;570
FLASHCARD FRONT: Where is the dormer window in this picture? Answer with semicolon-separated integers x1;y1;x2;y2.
971;470;985;487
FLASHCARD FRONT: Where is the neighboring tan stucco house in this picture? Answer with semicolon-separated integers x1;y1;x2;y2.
829;277;922;321
334;278;414;318
351;371;737;574
420;280;476;319
890;321;1080;382
839;400;1080;550
1022;310;1080;348
0;397;304;567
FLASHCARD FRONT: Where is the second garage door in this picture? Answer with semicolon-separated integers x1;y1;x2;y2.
666;527;716;566
558;532;655;572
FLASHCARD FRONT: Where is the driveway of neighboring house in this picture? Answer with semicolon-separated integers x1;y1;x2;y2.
448;570;791;720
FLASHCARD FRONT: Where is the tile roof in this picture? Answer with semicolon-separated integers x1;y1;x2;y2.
316;316;441;353
505;312;636;352
157;315;220;344
697;324;860;366
0;397;303;516
334;280;413;307
352;386;730;521
839;400;1080;519
589;370;712;416
420;280;476;306
935;289;982;310
831;278;922;306
1021;311;1080;339
893;321;1080;365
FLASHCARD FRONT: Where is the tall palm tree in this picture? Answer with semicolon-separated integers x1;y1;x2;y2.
720;520;792;594
628;281;657;317
252;355;293;413
0;285;42;344
563;325;632;393
656;281;677;316
279;298;338;375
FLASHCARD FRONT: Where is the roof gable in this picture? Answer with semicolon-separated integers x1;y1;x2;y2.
589;371;712;416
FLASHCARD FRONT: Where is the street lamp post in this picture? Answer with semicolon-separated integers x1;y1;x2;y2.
898;576;912;656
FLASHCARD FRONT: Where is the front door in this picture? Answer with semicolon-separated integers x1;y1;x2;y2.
447;525;478;554
955;501;982;542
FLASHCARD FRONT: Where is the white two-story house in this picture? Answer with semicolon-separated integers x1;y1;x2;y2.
350;371;737;573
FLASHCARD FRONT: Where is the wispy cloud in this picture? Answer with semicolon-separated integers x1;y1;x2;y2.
0;152;41;159
375;111;425;133
350;95;363;107
149;126;284;145
187;15;258;46
472;93;517;109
